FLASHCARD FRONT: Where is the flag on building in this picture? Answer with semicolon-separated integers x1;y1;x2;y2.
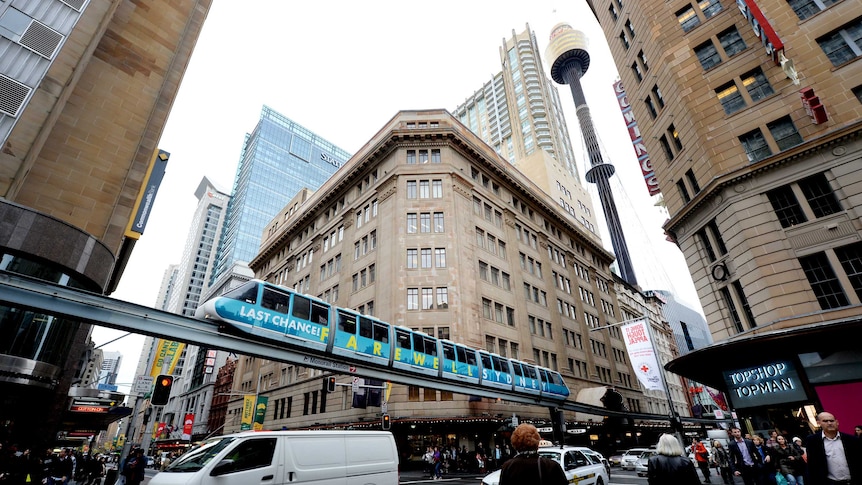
621;319;664;391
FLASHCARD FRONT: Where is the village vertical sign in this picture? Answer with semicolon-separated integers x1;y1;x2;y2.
722;360;807;408
736;0;784;63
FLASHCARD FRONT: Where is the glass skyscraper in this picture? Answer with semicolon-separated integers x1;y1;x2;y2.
211;106;351;284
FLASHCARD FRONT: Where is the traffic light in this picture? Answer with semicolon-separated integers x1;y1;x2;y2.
381;414;391;430
152;375;174;405
324;376;336;393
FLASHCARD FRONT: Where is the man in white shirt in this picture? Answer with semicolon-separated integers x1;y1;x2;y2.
804;412;861;485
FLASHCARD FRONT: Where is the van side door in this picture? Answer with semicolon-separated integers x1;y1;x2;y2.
208;437;281;485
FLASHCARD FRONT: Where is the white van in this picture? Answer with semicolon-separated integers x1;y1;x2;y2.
148;430;398;485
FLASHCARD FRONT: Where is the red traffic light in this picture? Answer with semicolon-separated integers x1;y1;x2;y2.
152;374;175;405
159;376;173;387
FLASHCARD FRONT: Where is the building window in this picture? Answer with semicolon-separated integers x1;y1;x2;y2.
644;97;657;118
407;288;419;310
768;116;803;151
652;84;665;108
677;4;700;32
407;249;418;269
669;123;683;151
432;180;443;198
680;322;695;351
789;0;840;20
658;135;674;161
717;81;745;114
685;168;701;193
835;242;862;301
817;18;862;66
407;213;417;233
619;31;630;49
436;287;449;308
853;85;862;103
406;150;416;164
637;50;649;71
676;180;691;203
739;128;772;163
631;62;643;82
718;27;747;57
799;252;849;309
695;40;721;69
701;0;723;18
431;149;441;163
743;68;774;102
767;185;807;228
609;3;619;20
625;19;636;38
719;286;744;333
799;172;842;217
406;181;417;199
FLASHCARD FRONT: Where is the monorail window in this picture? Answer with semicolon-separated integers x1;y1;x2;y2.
396;329;411;349
372;322;389;343
463;348;477;366
261;288;290;314
539;369;551;383
423;337;437;356
412;333;424;353
549;371;565;386
443;343;455;361
491;355;508;372
310;301;329;325
338;311;356;333
359;318;373;339
525;365;538;380
224;281;258;304
292;295;311;320
480;353;492;369
512;363;524;377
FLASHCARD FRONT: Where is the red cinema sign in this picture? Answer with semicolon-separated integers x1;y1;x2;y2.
614;80;661;196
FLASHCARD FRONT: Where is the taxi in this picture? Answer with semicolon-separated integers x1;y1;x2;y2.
481;443;609;485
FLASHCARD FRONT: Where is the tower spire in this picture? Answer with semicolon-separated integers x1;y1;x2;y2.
546;23;638;286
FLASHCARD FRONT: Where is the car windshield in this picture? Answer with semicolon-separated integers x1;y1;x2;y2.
164;437;236;472
640;451;656;459
538;451;562;465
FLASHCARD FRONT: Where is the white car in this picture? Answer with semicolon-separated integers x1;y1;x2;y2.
481;445;609;485
620;447;651;471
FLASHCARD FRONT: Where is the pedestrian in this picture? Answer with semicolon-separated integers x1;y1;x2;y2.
498;424;567;485
693;438;712;483
803;411;862;485
753;436;776;485
647;434;700;485
728;426;763;485
773;435;805;485
855;425;862;439
711;440;733;485
432;446;442;480
423;447;434;479
121;450;144;485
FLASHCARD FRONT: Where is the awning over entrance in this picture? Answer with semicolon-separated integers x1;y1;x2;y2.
666;318;862;390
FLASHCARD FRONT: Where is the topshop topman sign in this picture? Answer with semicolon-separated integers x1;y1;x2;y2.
722;360;807;409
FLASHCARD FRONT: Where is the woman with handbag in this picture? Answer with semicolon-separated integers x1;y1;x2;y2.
498;424;567;485
773;436;805;485
711;440;733;485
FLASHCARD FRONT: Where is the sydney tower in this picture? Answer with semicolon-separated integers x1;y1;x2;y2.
546;23;638;286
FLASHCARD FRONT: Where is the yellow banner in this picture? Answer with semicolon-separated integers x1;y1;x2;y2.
240;395;255;431
149;340;186;377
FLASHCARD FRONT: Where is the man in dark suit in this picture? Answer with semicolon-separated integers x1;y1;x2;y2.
804;411;862;485
728;426;763;485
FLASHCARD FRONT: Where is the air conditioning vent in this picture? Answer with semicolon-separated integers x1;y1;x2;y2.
19;20;64;59
0;74;32;117
60;0;87;12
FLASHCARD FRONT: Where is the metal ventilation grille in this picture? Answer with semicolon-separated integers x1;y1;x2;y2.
0;74;32;117
19;20;64;59
60;0;87;11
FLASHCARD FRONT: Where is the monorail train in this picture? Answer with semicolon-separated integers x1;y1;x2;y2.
195;279;570;400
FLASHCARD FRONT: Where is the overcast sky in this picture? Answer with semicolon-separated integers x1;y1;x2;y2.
94;0;704;391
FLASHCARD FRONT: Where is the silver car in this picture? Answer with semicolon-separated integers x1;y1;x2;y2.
620;447;651;471
635;450;657;477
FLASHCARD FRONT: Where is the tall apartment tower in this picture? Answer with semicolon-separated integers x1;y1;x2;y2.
589;0;862;435
0;0;210;449
210;106;352;284
99;351;123;386
453;26;602;243
236;110;688;451
546;23;638;287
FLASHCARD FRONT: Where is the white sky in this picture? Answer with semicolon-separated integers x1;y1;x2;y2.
94;0;703;390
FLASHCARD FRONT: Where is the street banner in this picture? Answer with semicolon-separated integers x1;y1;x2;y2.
182;413;195;440
149;340;185;377
240;395;255;430
621;319;664;391
154;421;165;439
253;397;268;431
